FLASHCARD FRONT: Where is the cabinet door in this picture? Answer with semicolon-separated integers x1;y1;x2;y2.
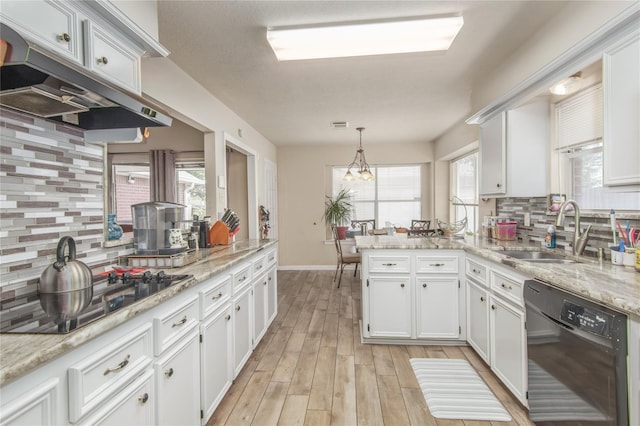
0;378;59;426
0;0;82;63
266;267;277;324
416;277;459;339
201;306;233;424
233;287;253;376
253;274;267;345
366;277;412;338
490;296;526;405
154;329;200;426
79;370;154;426
479;112;506;195
603;29;640;187
466;280;490;363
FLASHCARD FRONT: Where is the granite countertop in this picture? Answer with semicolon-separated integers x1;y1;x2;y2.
0;240;277;386
356;235;640;317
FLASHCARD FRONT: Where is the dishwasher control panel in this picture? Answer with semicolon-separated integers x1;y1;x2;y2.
561;300;613;338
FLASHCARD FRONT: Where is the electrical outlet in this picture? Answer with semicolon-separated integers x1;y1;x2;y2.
524;212;531;227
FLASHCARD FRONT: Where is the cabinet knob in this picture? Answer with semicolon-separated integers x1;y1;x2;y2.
225;314;231;321
103;354;130;376
164;368;174;378
491;304;497;310
236;305;241;311
480;296;485;302
97;56;109;65
171;316;187;327
400;283;405;288
58;33;71;42
138;393;149;404
268;276;272;281
263;280;267;286
496;183;502;188
472;268;479;274
422;283;427;288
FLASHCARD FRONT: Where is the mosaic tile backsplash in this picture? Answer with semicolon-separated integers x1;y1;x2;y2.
0;109;133;331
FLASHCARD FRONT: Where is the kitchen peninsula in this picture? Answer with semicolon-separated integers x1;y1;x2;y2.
356;234;640;422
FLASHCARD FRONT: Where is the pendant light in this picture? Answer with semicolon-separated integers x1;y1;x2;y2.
344;127;374;181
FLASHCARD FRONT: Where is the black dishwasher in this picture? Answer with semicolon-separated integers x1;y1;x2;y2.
524;279;628;425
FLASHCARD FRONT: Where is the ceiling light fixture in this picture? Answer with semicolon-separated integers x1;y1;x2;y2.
344;127;374;181
549;72;583;95
267;15;464;61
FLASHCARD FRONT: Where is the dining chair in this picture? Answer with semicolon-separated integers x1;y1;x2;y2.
332;225;361;288
409;219;435;236
351;219;376;235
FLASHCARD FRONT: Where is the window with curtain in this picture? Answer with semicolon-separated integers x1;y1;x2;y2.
556;85;640;210
451;151;478;233
332;165;422;229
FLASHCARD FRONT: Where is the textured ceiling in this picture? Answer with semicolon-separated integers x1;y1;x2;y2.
157;1;567;146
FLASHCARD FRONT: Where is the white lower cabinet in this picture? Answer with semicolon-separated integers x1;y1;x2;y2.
253;272;268;345
416;277;460;339
200;305;233;424
0;378;59;426
233;285;253;376
154;328;200;426
367;276;412;338
79;369;154;426
266;266;277;324
466;279;490;362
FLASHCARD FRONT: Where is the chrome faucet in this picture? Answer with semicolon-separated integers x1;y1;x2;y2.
556;200;591;255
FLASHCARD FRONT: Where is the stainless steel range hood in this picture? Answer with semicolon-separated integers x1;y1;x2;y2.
0;23;172;132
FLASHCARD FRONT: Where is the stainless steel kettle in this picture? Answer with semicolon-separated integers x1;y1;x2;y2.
39;236;93;324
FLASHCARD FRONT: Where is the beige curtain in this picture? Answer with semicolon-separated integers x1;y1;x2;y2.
149;150;176;202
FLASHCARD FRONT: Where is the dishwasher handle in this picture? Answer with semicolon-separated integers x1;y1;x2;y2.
541;311;574;331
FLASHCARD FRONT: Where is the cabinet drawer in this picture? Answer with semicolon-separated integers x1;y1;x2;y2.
232;264;252;292
253;255;267;276
83;20;141;94
266;248;277;266
466;258;488;286
199;275;231;320
68;324;153;423
153;295;199;356
368;255;411;274
491;271;523;306
415;255;458;274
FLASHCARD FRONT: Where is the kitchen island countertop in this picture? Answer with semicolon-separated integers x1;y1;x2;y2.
356;235;640;317
0;239;277;386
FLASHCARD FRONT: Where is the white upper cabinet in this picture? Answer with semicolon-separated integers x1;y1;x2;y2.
0;0;83;64
603;28;640;187
479;98;549;197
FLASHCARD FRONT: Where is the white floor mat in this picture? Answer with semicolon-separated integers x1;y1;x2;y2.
527;360;609;422
409;358;512;422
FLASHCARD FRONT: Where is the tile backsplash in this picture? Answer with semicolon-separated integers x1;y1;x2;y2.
0;109;132;330
496;197;640;258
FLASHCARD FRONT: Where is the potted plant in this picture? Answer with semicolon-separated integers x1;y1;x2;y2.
323;188;353;240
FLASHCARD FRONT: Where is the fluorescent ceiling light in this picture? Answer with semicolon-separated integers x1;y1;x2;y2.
267;15;464;61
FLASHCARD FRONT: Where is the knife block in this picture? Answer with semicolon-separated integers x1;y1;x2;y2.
209;221;231;245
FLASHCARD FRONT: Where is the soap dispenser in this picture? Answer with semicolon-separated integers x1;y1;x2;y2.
544;225;556;248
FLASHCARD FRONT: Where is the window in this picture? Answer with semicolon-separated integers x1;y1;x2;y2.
556;85;640;210
332;165;422;228
451;152;478;234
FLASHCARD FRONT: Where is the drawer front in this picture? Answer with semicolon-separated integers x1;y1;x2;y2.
68;323;153;423
415;255;458;274
266;248;277;266
466;258;488;286
232;264;252;292
83;20;141;94
153;295;199;356
368;255;411;274
253;255;267;276
491;271;523;306
200;276;231;320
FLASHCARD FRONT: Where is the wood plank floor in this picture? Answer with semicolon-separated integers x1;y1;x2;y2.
208;270;534;426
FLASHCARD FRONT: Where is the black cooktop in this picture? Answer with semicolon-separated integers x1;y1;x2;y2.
0;271;193;334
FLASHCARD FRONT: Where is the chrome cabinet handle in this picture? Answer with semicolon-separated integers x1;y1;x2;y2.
256;264;263;270
172;316;187;327
97;56;109;65
212;292;223;300
429;263;445;267
164;368;174;378
104;354;130;375
501;283;513;290
382;263;396;266
225;314;231;321
472;268;481;274
236;305;241;311
422;283;427;288
58;33;70;42
238;276;246;282
138;393;149;404
491;305;497;310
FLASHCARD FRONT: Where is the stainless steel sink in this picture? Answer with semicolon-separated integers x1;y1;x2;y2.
501;250;576;264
